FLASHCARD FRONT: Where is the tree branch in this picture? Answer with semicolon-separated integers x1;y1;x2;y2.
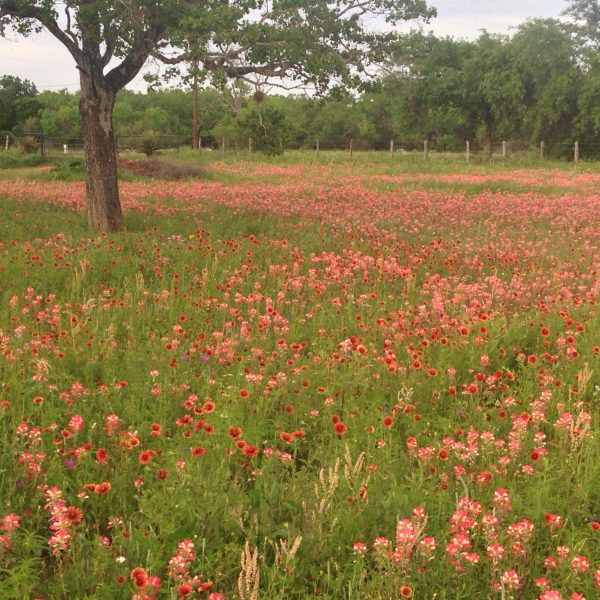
105;24;165;91
0;0;82;62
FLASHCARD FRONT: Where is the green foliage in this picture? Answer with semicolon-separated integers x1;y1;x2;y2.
136;131;164;157
17;134;40;154
50;158;86;180
0;75;38;132
562;0;600;52
0;148;43;168
39;102;81;142
510;19;580;154
3;7;600;160
237;102;290;155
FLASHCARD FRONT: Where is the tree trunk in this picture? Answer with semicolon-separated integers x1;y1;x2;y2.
79;77;123;232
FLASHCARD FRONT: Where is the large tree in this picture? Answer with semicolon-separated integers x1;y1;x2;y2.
0;0;434;231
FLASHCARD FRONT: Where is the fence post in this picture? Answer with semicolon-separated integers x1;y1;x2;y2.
316;138;319;155
423;140;428;160
349;138;353;157
390;139;394;157
540;141;544;161
221;137;225;157
502;141;507;160
465;140;470;163
63;144;68;155
574;140;579;163
40;133;45;159
5;135;9;151
248;137;252;155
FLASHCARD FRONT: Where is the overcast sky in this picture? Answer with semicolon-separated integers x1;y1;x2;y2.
0;0;567;93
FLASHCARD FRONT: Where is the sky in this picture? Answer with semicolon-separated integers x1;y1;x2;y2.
0;0;568;93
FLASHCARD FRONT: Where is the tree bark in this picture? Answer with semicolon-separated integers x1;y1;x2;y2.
79;75;123;232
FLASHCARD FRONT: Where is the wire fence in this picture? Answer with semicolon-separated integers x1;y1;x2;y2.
207;136;600;162
4;132;600;163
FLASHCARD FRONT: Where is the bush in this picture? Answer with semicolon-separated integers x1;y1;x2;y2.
17;135;40;154
136;131;163;157
50;158;86;180
0;149;44;168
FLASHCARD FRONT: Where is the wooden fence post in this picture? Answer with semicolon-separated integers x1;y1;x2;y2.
390;139;394;157
540;141;544;160
466;140;470;163
423;139;428;160
349;138;353;157
502;141;507;160
316;138;319;156
248;137;253;155
5;135;9;151
574;140;579;163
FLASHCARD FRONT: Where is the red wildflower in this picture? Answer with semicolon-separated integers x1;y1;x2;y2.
94;482;111;495
96;448;108;463
229;426;242;439
334;422;347;436
242;445;259;458
130;567;148;589
138;450;153;465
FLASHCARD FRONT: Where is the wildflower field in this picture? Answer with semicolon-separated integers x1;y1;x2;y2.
0;155;599;599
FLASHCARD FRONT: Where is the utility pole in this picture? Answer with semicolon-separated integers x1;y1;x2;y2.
192;59;200;151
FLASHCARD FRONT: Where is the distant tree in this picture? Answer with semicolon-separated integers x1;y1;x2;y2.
40;103;81;141
0;75;39;131
383;34;477;146
510;19;580;155
460;33;524;156
562;0;600;52
237;100;290;155
312;96;373;148
1;0;435;231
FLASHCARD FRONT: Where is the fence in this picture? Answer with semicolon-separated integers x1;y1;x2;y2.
2;133;184;160
4;132;600;163
212;136;599;163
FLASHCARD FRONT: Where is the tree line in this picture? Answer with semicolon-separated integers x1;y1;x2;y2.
5;14;600;159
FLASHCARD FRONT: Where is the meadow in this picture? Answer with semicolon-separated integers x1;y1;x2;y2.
0;152;599;599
